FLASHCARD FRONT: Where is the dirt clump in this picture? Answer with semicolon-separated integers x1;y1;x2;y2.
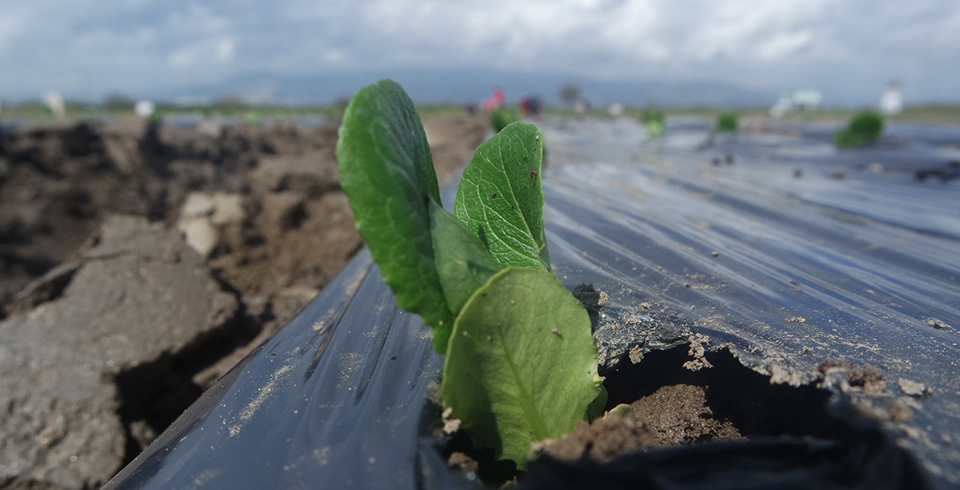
447;451;480;474
0;119;164;308
534;384;740;464
445;346;847;483
629;384;741;445
818;359;886;395
0;113;488;489
0;216;238;489
534;410;657;462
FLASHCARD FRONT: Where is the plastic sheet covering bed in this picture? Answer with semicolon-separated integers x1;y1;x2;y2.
105;118;960;489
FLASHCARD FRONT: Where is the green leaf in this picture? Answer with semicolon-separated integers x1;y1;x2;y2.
335;79;454;352
430;201;501;318
454;122;551;272
441;268;604;468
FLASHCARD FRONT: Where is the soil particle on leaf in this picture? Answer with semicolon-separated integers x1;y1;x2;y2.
442;407;462;435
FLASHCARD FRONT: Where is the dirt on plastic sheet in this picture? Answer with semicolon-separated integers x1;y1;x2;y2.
444;344;846;483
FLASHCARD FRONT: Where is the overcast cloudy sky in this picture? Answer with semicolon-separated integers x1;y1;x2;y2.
1;0;958;105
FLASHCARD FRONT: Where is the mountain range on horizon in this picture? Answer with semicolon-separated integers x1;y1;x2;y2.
164;68;780;108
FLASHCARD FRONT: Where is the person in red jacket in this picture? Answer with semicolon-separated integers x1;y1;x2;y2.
483;88;504;111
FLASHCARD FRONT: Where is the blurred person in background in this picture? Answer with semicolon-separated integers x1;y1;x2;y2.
483;87;504;111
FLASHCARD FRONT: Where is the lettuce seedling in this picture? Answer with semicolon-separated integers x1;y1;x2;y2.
716;112;738;133
337;79;605;469
491;108;519;133
835;111;883;148
641;110;665;137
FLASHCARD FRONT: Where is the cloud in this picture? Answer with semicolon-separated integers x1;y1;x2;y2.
217;38;235;61
168;36;234;67
0;0;957;103
757;30;813;60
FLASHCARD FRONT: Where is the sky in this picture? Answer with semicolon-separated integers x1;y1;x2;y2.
1;0;958;106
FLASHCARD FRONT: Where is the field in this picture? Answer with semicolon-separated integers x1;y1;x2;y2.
4;101;960;126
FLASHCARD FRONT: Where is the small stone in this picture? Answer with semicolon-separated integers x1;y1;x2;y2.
180;192;216;218
177;217;219;257
208;193;244;225
926;318;949;330
898;377;930;398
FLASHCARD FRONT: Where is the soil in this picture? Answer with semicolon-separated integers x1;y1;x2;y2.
0;113;488;489
442;346;848;485
439;286;880;485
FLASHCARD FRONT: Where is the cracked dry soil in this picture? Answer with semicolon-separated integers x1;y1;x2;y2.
0;113;488;489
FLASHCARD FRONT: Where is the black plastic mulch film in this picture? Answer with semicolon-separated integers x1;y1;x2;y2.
106;118;959;489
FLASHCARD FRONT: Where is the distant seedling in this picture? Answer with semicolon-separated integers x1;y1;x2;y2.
716;112;738;133
641;110;665;137
834;111;883;148
336;80;605;469
490;108;519;133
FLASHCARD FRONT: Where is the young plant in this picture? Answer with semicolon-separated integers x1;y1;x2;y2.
641;110;665;137
835;111;883;148
490;108;519;133
336;80;605;469
716;112;738;133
